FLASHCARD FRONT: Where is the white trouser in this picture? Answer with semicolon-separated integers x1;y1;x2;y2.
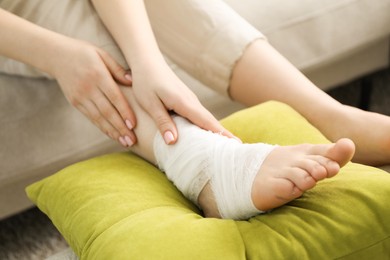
0;0;264;96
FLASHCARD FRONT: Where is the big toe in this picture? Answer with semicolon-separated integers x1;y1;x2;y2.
309;138;355;169
327;138;355;167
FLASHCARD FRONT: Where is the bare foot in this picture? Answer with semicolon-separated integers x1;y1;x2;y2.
251;138;355;211
321;105;390;166
198;138;355;218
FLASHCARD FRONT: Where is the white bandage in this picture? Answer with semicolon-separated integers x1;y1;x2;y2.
153;117;275;220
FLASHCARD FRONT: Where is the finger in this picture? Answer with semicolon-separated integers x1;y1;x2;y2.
77;101;120;141
98;76;137;131
173;99;238;140
125;70;132;85
98;49;132;86
91;91;136;145
82;100;135;148
145;96;177;145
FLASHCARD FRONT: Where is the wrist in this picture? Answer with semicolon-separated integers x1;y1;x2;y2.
124;46;166;71
35;35;74;77
43;37;93;80
129;50;170;76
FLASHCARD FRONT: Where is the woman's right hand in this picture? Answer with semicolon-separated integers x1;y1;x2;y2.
51;39;137;147
0;8;136;147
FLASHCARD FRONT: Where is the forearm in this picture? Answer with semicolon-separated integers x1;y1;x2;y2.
91;0;166;70
0;8;70;76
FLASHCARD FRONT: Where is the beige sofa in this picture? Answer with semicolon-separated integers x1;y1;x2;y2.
1;0;389;220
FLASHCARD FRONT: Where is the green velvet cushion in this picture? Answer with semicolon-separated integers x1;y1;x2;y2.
26;101;390;259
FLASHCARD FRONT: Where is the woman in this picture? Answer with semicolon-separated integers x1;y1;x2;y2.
1;0;387;219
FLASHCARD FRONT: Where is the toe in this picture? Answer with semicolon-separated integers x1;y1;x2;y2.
296;158;328;181
284;168;317;191
311;164;328;180
328;138;356;167
323;160;340;178
308;139;355;168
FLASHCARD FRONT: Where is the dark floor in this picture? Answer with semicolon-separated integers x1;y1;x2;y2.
0;207;68;260
327;68;390;115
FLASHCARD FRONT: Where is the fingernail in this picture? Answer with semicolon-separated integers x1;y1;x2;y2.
119;136;127;147
125;73;132;81
163;131;175;145
125;119;133;130
125;135;134;147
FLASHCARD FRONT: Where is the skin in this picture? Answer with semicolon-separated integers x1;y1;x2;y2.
91;0;389;166
1;2;388;165
199;138;355;218
121;86;356;218
0;6;232;148
229;40;390;166
0;8;135;146
0;1;387;217
91;0;235;145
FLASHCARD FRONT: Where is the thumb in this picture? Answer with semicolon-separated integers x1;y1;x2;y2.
174;101;239;141
148;101;178;145
98;49;132;86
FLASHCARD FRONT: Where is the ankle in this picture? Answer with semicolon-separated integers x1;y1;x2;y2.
198;183;221;218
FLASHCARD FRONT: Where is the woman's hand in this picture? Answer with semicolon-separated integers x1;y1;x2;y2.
0;8;136;147
52;39;137;147
90;0;235;144
131;61;235;144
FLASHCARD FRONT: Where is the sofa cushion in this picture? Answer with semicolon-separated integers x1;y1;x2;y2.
26;101;390;259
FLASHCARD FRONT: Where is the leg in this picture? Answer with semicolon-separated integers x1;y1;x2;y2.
122;86;355;219
229;40;390;166
144;0;390;166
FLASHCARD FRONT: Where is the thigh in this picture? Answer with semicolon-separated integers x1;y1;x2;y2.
145;0;264;96
0;0;126;78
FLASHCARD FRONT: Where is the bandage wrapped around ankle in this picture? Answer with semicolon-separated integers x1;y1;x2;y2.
153;117;275;220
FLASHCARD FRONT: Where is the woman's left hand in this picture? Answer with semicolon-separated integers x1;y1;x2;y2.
131;62;235;144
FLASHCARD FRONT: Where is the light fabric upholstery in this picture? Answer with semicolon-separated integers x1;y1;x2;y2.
27;102;390;259
0;73;125;218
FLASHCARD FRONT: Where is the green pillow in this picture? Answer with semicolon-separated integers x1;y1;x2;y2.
26;101;390;259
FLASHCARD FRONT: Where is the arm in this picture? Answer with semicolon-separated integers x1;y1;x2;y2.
0;8;137;146
91;0;234;144
0;8;65;74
